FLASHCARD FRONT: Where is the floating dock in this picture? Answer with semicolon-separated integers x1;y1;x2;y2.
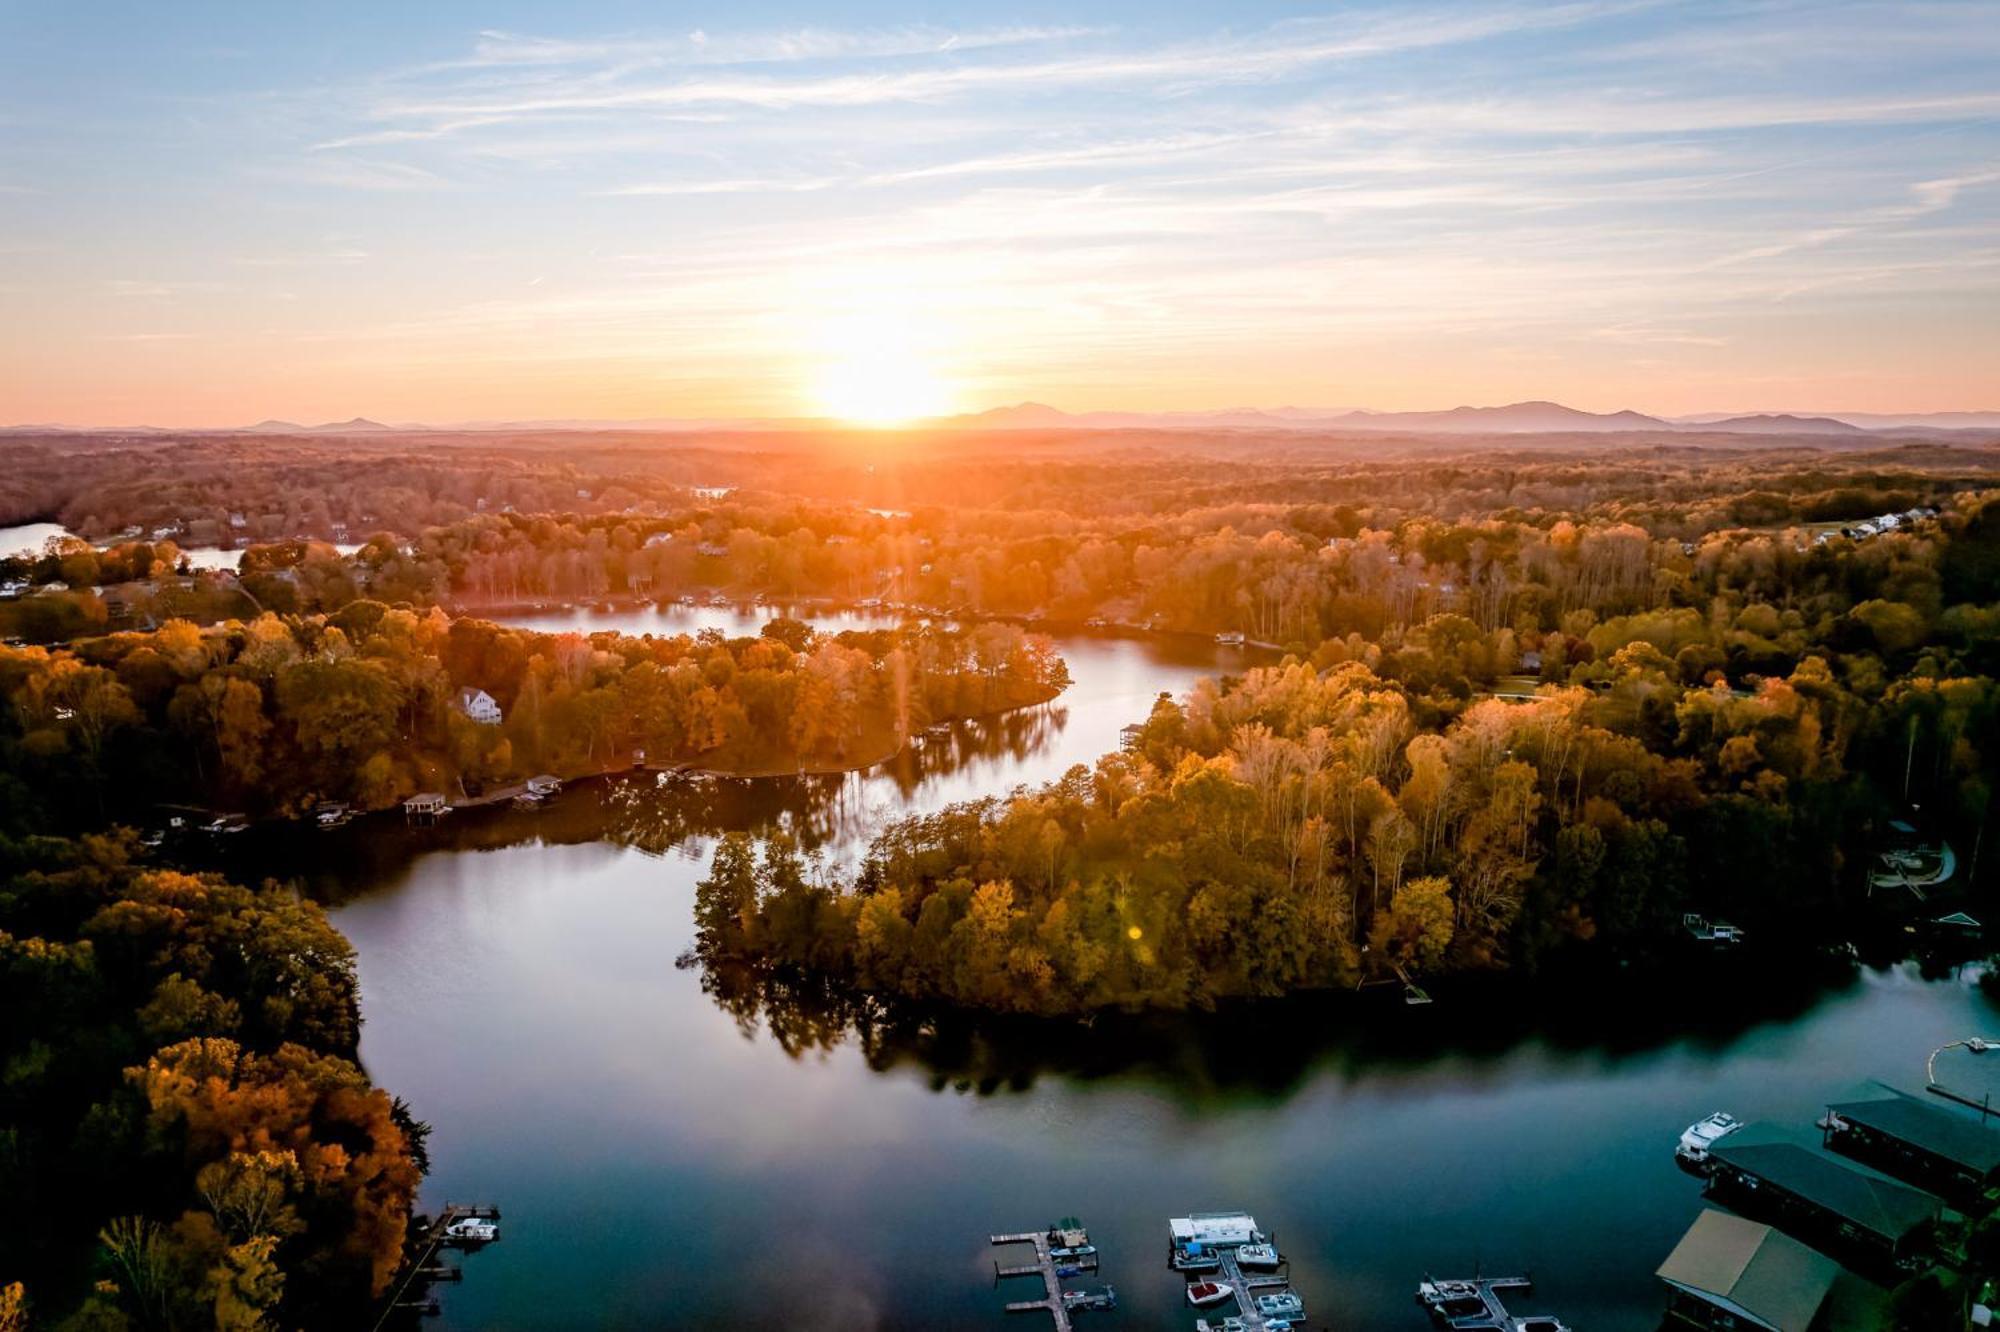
1170;1213;1305;1331
1418;1275;1553;1330
991;1222;1113;1330
369;1202;502;1330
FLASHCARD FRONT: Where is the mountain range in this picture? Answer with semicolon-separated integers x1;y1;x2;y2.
7;402;1999;437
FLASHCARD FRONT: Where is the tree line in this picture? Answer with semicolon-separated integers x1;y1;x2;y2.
0;607;1069;828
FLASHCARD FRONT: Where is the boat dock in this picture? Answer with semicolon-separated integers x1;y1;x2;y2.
1169;1212;1308;1331
1212;1243;1297;1329
369;1202;502;1330
990;1222;1113;1330
1418;1275;1539;1329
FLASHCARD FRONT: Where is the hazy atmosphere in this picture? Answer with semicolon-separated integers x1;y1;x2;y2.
4;1;1999;424
7;7;2000;1332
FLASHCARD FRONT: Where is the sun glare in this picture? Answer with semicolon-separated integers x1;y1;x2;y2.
808;313;955;426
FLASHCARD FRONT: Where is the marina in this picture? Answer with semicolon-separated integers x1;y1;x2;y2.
1169;1213;1306;1330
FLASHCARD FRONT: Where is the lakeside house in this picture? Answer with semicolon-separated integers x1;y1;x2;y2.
1657;1208;1837;1332
456;687;503;725
403;792;448;819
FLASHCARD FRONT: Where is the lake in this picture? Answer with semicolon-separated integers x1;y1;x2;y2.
0;521;361;570
265;609;1997;1330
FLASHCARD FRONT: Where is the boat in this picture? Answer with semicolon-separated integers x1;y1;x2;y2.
1254;1291;1304;1319
1676;1110;1743;1165
1193;1319;1251;1332
1061;1286;1117;1312
1214;631;1246;646
1237;1242;1280;1269
1185;1280;1232;1308
442;1218;498;1243
1049;1243;1098;1260
1170;1242;1220;1272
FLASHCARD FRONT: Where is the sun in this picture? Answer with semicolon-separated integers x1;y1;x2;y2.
808;312;956;426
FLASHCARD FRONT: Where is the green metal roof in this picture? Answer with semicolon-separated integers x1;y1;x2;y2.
1829;1084;2000;1174
1710;1123;1942;1243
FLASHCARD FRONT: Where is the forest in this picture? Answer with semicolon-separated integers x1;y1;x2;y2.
0;827;424;1330
7;427;2000;1328
0;609;1068;829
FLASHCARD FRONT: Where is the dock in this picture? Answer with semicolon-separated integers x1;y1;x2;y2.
990;1222;1114;1330
369;1202;502;1331
1170;1213;1307;1331
1418;1275;1541;1329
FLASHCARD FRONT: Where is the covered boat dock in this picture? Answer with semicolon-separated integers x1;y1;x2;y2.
1656;1208;1838;1332
1706;1123;1944;1269
1824;1082;2000;1201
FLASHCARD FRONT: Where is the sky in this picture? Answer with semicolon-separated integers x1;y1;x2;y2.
1;0;1997;426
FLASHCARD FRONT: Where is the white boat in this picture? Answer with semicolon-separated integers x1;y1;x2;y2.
1237;1242;1279;1269
1676;1111;1743;1164
1193;1320;1250;1332
442;1218;498;1243
1255;1291;1305;1319
1214;631;1246;646
1417;1279;1482;1309
1185;1280;1233;1308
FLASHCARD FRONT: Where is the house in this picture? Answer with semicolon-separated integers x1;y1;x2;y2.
228;512;248;530
403;793;449;820
643;532;674;548
696;541;729;558
525;774;562;798
1823;1082;2000;1201
1706;1122;1943;1267
1657;1208;1838;1332
456;687;503;725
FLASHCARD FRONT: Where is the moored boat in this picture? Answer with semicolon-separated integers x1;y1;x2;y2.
1185;1280;1232;1308
1254;1290;1304;1319
1676;1110;1742;1166
1237;1241;1279;1269
442;1217;498;1243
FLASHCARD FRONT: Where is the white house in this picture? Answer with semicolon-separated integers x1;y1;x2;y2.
456;687;503;725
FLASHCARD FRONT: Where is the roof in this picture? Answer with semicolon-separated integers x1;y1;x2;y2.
1710;1124;1941;1242
1657;1209;1839;1332
1829;1084;2000;1174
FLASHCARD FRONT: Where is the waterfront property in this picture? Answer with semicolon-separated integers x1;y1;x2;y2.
1705;1123;1944;1269
403;791;449;820
1823;1082;2000;1202
456;686;504;725
1656;1209;1837;1332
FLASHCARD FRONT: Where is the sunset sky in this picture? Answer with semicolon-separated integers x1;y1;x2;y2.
2;1;1997;425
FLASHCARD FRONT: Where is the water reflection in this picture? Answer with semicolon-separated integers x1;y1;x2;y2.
209;618;2000;1331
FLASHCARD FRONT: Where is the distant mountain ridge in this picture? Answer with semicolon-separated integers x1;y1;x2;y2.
6;401;1997;436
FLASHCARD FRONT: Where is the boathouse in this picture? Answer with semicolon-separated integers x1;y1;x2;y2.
1824;1083;2000;1201
1706;1123;1943;1266
403;792;448;820
1657;1209;1838;1332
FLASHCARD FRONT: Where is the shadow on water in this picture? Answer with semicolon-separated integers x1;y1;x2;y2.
685;946;1889;1110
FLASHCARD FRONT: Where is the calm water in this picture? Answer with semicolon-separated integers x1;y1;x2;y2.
0;522;70;558
269;612;2000;1330
0;521;359;570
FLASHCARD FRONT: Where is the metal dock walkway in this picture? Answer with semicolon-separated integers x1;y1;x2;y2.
1422;1275;1537;1329
1206;1243;1296;1330
991;1228;1112;1330
369;1202;502;1330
